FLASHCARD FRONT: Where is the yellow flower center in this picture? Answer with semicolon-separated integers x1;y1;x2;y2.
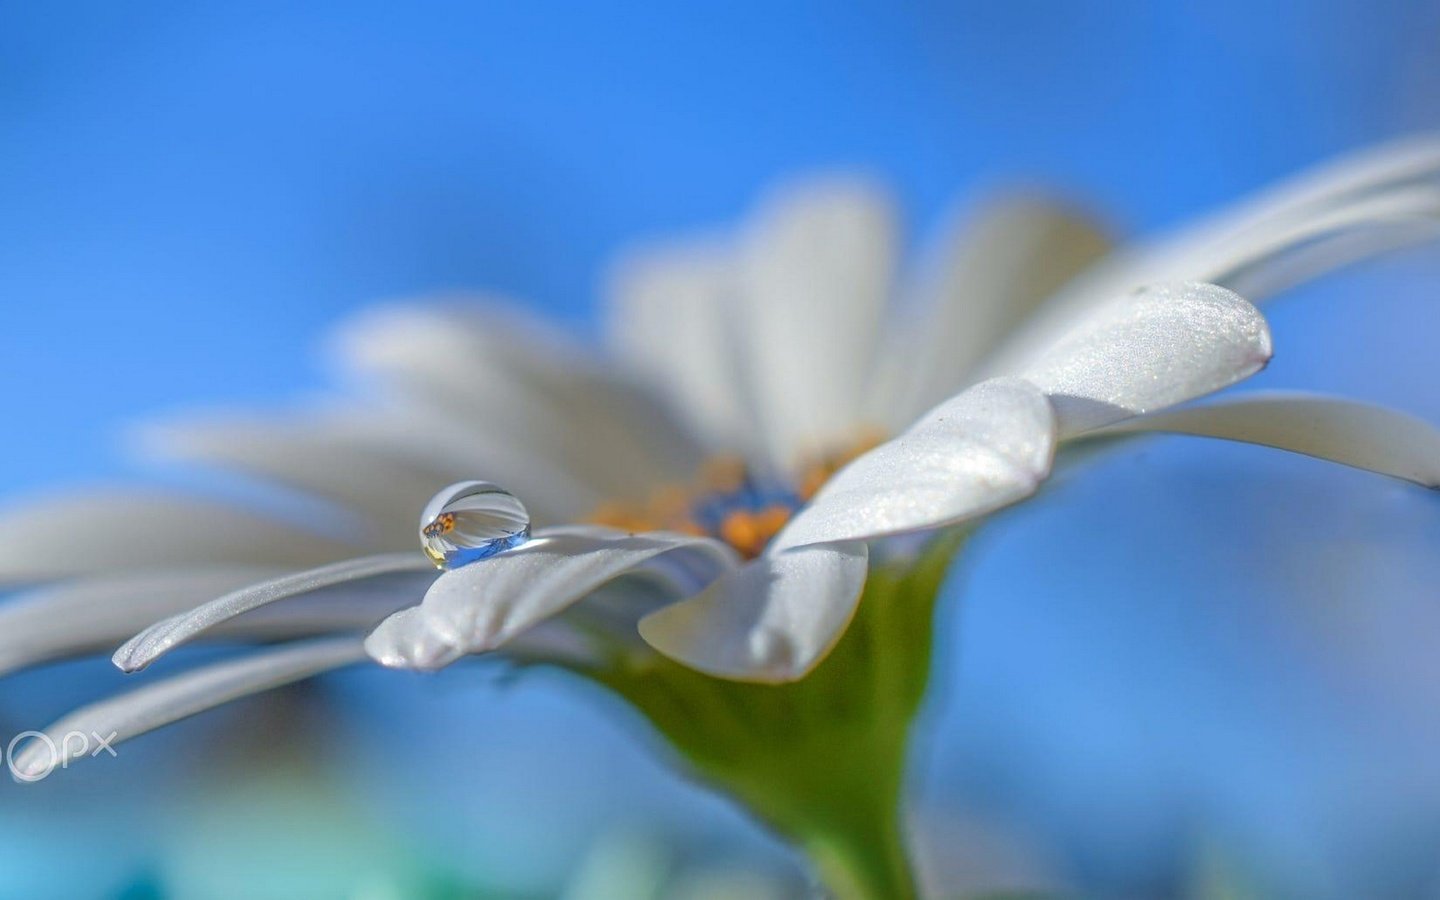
588;432;883;558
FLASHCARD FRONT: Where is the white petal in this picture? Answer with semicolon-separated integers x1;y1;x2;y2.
1216;136;1440;222
332;303;706;501
982;140;1440;377
113;553;435;672
338;604;604;670
373;403;605;519
365;526;739;671
217;572;441;635
638;542;869;683
360;606;459;670
874;197;1111;428
1202;186;1440;300
1016;282;1273;436
0;568;275;676
778;378;1056;547
1099;392;1440;488
605;241;761;456
0;491;363;584
142;406;591;540
11;637;367;781
141;415;462;548
736;177;897;469
0;568;443;679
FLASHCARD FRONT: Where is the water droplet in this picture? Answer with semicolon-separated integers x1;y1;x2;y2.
419;481;532;569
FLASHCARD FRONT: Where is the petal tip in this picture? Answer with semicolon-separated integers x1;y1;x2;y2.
638;544;867;684
9;738;55;783
363;610;462;672
637;611;812;684
111;635;156;674
111;614;187;672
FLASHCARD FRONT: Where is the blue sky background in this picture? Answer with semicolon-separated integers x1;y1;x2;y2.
3;1;1440;896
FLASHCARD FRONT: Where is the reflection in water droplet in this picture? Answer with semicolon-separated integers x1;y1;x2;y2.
419;481;532;569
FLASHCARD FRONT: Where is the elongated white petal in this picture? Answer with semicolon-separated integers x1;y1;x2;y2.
11;637;367;781
981;140;1440;377
113;553;436;673
0;491;363;584
365;526;739;670
333;303;706;501
141;408;589;541
1209;136;1440;226
0;568;441;679
203;575;440;638
874;197;1110;428
362;607;461;671
639;542;869;683
737;178;897;469
1204;186;1440;300
1165;136;1440;273
606;242;762;456
372;403;604;519
141;416;455;548
1016;282;1272;436
0;568;276;676
779;378;1056;547
1099;393;1440;488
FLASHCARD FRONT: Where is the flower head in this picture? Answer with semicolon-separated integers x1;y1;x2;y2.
2;139;1440;772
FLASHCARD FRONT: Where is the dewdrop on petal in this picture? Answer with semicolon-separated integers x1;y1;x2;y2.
419;481;532;569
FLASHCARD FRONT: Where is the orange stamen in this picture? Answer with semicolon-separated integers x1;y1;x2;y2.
718;511;759;557
585;432;885;557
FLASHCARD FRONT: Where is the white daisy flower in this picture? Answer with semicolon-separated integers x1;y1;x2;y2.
374;140;1439;682
2;139;1439;897
4;138;1440;754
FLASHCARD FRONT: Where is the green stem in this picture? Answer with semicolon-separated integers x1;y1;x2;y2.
704;729;916;899
576;532;970;900
807;830;917;900
799;798;918;899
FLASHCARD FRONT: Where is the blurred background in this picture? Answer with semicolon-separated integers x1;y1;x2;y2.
3;1;1440;896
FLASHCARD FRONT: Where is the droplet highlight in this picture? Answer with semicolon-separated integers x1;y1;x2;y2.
419;481;532;569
